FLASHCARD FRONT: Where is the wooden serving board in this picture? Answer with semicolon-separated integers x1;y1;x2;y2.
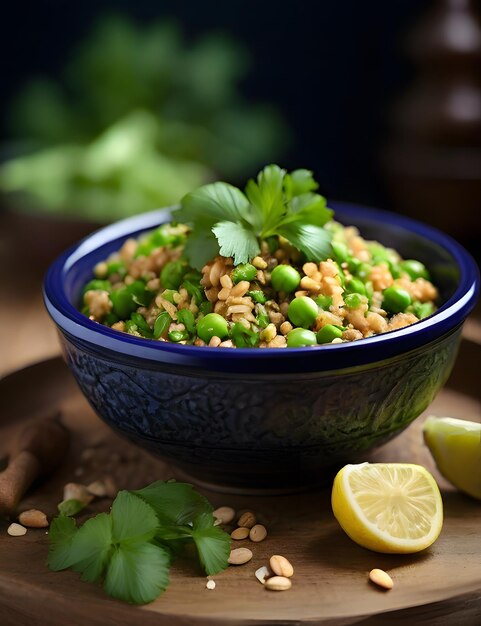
1;340;480;626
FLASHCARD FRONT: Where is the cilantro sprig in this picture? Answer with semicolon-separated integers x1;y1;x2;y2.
47;481;231;605
175;164;333;269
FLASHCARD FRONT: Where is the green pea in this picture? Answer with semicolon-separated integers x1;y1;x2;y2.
248;290;267;304
287;328;318;347
82;279;111;296
271;264;301;293
287;296;318;328
382;286;412;313
347;257;362;274
356;263;373;281
345;277;367;296
314;295;333;310
400;259;429;280
388;261;402;279
232;263;257;284
331;241;349;263
411;301;435;319
106;261;126;277
316;324;343;344
110;288;137;318
344;293;363;309
153;311;171;339
196;313;229;342
160;260;189;290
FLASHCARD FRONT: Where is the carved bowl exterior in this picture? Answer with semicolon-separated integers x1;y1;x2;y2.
44;203;480;491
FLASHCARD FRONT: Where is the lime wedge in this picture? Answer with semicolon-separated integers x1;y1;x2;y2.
423;416;481;500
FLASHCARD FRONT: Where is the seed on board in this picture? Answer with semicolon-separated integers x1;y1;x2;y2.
206;579;216;590
228;547;253;565
369;568;394;590
231;527;250;540
63;482;94;505
238;511;256;529
7;523;27;537
213;506;236;525
18;509;49;528
249;524;267;543
269;555;294;578
255;566;272;584
265;576;292;591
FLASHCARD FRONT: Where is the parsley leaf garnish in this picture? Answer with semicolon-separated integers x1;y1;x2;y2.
47;481;231;605
176;164;333;269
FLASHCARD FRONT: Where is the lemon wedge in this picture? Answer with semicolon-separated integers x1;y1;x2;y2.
423;416;481;500
331;462;443;553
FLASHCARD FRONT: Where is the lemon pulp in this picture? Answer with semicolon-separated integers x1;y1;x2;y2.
423;415;481;500
331;462;443;554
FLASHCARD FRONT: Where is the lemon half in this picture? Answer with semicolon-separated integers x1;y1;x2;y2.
423;415;481;500
331;462;443;554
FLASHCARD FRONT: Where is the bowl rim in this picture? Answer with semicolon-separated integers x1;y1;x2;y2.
43;201;480;371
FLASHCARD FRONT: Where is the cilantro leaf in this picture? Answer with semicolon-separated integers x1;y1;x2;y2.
284;168;318;197
132;481;213;526
182;224;219;270
47;515;78;571
104;542;170;605
277;222;332;261
212;221;260;266
111;491;159;544
245;164;285;233
178;182;249;223
190;513;231;575
69;513;113;582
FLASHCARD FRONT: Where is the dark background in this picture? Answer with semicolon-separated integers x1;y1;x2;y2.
0;0;430;210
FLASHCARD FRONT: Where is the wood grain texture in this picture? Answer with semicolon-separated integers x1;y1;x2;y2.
0;341;480;626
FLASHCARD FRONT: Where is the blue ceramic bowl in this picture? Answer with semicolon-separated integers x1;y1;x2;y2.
44;203;479;492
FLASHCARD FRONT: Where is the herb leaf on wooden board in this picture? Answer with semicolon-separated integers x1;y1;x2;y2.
47;480;231;605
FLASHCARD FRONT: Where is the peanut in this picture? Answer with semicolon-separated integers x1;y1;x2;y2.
231;527;250;540
369;568;394;590
228;548;253;565
269;555;294;578
255;565;272;584
63;482;94;505
237;511;256;529
249;524;267;543
18;509;48;528
7;523;27;537
86;480;108;497
206;579;216;590
265;576;292;591
213;506;235;525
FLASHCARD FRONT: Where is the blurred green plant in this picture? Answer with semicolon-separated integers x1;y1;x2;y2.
1;15;288;222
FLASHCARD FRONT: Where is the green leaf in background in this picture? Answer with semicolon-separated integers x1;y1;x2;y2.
2;14;288;222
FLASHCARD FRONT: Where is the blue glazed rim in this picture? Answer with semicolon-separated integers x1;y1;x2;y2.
44;202;479;374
